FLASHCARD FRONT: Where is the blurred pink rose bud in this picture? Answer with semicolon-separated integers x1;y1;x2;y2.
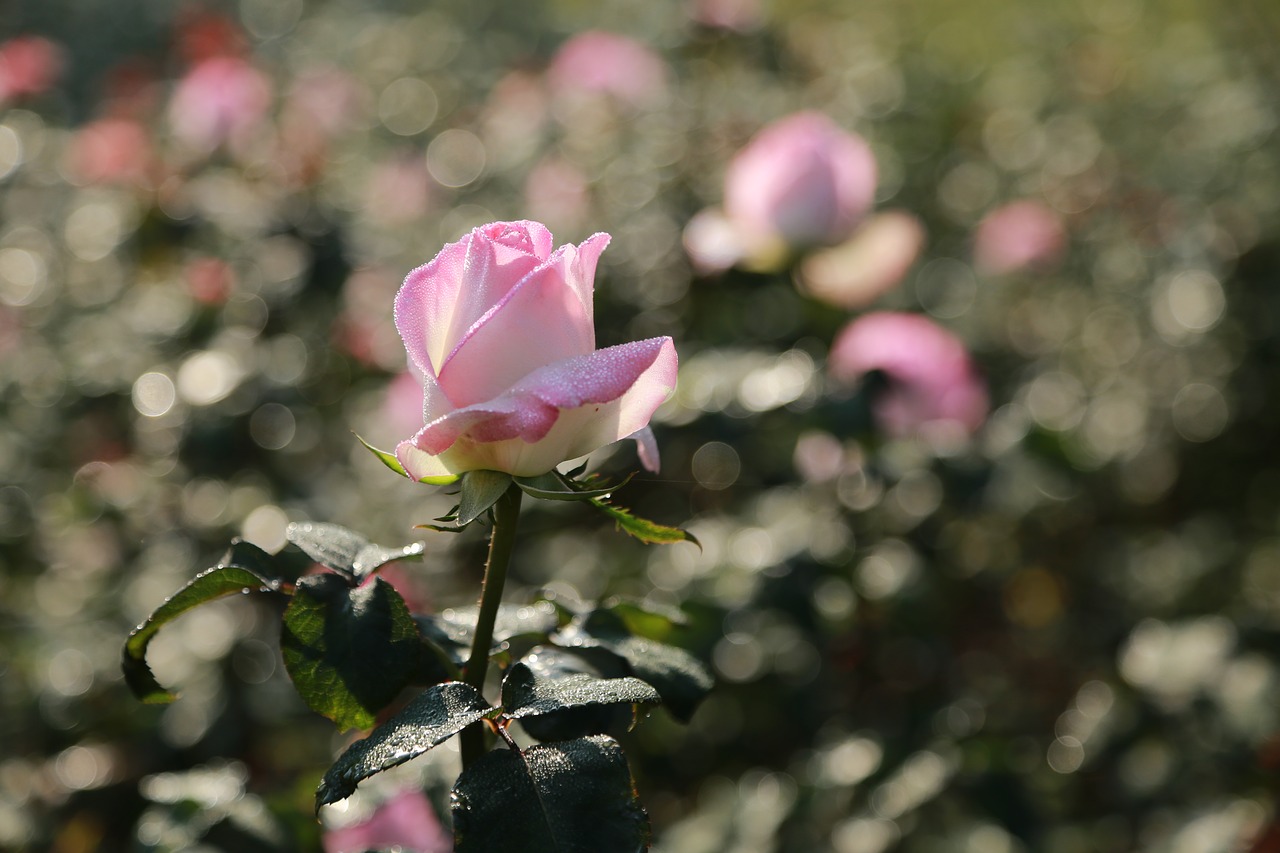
323;788;450;853
168;56;272;151
66;118;154;186
973;200;1066;275
829;312;987;437
547;31;668;108
797;211;926;308
725;111;877;249
0;36;62;101
395;221;678;479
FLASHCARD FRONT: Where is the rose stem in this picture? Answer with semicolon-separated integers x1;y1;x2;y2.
460;481;523;769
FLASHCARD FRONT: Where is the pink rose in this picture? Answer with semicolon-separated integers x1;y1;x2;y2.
0;36;62;102
829;312;987;437
547;31;668;108
168;56;272;151
973;200;1066;275
394;221;678;479
724;111;877;248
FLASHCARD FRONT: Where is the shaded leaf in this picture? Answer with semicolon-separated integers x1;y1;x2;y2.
286;522;424;581
514;471;632;502
452;735;649;853
503;648;660;720
606;596;688;640
316;681;494;810
123;559;283;704
416;601;561;666
505;646;659;743
458;471;513;525
559;609;712;722
281;573;422;731
589;499;700;547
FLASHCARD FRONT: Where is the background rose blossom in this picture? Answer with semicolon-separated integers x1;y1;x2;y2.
829;311;988;437
0;36;62;102
323;789;450;853
168;55;272;151
723;111;878;249
973;199;1067;274
547;31;668;109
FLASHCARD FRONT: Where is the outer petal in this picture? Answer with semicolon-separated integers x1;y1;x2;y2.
396;337;677;477
436;241;599;407
394;221;551;378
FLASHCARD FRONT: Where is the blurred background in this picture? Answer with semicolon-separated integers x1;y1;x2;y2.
3;0;1280;850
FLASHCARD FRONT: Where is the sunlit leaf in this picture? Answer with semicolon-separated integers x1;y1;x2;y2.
452;735;649;853
281;573;422;731
315;681;495;810
286;521;424;581
589;499;700;547
123;558;284;704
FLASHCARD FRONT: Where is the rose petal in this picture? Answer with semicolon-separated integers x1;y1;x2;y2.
397;337;677;477
437;241;598;407
629;426;661;473
394;221;552;377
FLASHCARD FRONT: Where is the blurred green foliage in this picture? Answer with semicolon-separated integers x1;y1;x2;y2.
2;0;1280;850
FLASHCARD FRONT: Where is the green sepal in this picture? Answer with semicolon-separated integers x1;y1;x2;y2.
123;555;284;704
513;471;633;501
280;573;423;731
354;433;459;485
315;681;496;811
457;471;514;525
589;498;701;547
452;735;649;853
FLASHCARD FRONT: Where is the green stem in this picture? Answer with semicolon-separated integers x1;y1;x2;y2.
460;482;522;769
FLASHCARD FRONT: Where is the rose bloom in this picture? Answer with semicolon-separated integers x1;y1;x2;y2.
973;200;1066;275
546;31;668;108
829;312;987;437
394;221;677;479
724;111;877;249
168;55;272;151
0;36;62;102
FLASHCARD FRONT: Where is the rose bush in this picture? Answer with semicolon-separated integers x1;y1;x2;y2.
393;220;678;479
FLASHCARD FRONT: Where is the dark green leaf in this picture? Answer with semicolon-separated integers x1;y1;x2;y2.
514;471;632;501
123;563;283;704
458;471;513;525
316;681;495;810
286;522;424;581
505;646;658;743
560;609;712;722
503;648;660;720
417;601;561;666
280;574;422;731
452;735;649;853
589;499;700;547
606;596;688;640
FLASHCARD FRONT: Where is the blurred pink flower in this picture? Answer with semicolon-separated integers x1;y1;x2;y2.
66;118;154;186
689;0;763;31
365;153;432;224
547;31;668;108
0;36;62;101
973;200;1066;275
829;312;987;437
284;67;366;137
724;111;877;249
797;210;926;308
524;156;590;232
184;257;235;305
323;788;450;853
168;56;272;152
